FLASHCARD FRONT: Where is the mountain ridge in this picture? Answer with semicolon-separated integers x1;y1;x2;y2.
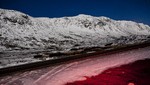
0;8;150;51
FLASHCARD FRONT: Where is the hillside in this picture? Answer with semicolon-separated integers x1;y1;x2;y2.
0;8;150;52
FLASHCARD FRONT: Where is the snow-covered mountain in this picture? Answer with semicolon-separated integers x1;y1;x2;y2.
0;8;150;51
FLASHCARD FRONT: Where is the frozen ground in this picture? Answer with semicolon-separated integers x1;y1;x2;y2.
0;50;41;68
0;46;150;85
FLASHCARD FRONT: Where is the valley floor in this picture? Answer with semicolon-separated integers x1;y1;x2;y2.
0;46;150;85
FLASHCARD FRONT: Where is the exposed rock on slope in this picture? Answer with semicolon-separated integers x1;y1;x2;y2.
0;8;150;51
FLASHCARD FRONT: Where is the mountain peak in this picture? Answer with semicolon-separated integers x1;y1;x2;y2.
77;14;93;17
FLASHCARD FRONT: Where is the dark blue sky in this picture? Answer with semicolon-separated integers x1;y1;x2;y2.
0;0;150;25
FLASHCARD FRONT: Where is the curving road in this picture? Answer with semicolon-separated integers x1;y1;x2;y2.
0;46;150;85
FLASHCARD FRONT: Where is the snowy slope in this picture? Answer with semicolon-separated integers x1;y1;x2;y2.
0;8;150;52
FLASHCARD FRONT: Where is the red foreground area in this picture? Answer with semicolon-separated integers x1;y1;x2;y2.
66;59;150;85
